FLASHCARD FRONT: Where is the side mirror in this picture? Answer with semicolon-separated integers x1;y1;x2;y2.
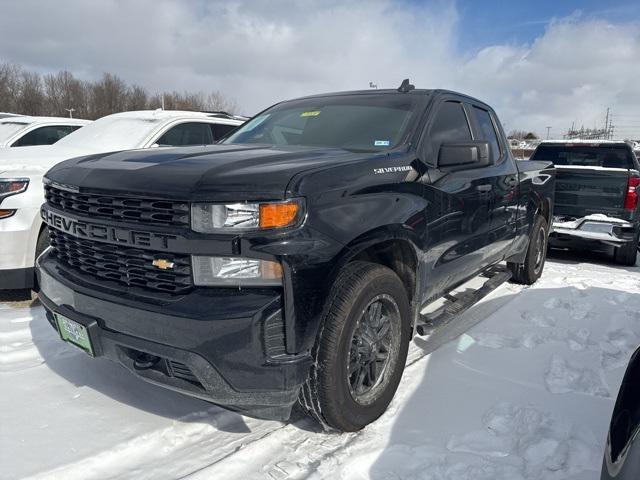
437;141;490;169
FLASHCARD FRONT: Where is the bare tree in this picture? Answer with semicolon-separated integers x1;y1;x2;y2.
0;63;21;113
89;73;128;119
205;90;238;114
16;71;45;116
126;84;149;111
43;71;89;117
0;63;239;119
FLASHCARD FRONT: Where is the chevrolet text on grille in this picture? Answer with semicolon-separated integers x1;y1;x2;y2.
41;208;177;250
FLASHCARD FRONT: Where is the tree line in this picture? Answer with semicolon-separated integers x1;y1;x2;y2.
507;130;539;141
0;63;238;120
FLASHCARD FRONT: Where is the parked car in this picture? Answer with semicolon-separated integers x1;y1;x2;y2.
37;82;555;431
530;140;640;265
0;115;89;148
0;110;245;291
601;345;640;479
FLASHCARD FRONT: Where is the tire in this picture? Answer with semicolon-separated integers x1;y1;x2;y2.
614;231;638;266
508;215;548;285
35;228;50;259
299;261;411;432
32;229;50;292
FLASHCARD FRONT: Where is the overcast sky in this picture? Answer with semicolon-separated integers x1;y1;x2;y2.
2;0;640;138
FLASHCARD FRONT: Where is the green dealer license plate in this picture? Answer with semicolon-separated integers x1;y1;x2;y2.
55;313;94;356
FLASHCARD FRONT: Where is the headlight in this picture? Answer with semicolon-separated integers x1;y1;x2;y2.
192;256;282;286
191;199;303;233
0;178;29;202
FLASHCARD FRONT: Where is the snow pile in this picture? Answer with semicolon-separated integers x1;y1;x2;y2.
544;354;610;397
1;251;638;479
447;402;601;479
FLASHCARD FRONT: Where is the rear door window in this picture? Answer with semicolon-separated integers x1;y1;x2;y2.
156;122;215;146
473;107;501;163
531;145;633;169
12;125;81;147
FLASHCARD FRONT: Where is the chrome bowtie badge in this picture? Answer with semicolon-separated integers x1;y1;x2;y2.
152;259;175;270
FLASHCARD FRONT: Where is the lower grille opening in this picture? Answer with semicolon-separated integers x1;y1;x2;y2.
121;346;205;390
167;360;202;387
264;311;287;359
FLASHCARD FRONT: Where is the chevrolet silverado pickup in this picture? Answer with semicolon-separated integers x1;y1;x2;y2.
37;82;555;431
530;141;640;265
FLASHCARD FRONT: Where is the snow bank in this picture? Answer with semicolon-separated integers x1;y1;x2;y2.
2;251;638;479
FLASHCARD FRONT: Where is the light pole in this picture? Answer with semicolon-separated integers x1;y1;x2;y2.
546;126;552;140
65;108;75;119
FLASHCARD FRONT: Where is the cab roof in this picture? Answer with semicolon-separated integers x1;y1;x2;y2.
287;87;491;110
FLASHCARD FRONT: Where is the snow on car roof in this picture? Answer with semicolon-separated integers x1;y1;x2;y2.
0;115;90;125
53;109;244;152
107;109;245;123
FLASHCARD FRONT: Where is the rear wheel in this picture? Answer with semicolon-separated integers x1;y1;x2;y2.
508;215;548;285
299;261;411;431
614;231;639;266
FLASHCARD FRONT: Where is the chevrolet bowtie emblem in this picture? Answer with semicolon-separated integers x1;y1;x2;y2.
152;259;175;270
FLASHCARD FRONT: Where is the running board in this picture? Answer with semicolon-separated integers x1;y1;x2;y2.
415;265;512;336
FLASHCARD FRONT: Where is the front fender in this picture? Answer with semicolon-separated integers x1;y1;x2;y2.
602;346;640;479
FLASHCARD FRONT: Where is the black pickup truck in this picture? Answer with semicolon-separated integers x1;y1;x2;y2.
36;82;555;431
530;141;640;265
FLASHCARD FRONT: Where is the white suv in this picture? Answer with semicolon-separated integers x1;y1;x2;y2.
0;109;245;291
0;115;90;148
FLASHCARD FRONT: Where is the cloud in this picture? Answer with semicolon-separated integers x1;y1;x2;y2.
1;0;640;137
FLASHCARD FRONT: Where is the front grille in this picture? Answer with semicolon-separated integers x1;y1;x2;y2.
49;229;193;294
44;185;189;227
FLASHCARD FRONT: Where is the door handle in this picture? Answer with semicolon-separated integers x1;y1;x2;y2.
476;184;492;192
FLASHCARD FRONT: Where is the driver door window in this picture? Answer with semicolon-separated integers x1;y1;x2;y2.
428;101;472;161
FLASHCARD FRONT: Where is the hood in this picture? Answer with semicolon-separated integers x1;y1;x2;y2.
45;144;374;200
0;144;93;175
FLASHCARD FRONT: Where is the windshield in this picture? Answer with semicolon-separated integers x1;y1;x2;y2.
55;115;164;151
532;144;634;169
0;121;31;144
223;94;423;151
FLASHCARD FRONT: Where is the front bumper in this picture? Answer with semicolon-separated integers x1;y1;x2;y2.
37;253;311;421
550;216;637;248
0;206;41;287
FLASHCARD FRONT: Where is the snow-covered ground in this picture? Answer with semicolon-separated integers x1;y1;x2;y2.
1;249;639;480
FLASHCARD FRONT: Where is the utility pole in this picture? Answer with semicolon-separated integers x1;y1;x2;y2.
546;126;552;140
65;108;75;118
605;107;610;139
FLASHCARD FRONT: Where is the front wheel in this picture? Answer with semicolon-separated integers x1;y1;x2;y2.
508;215;549;285
299;261;411;431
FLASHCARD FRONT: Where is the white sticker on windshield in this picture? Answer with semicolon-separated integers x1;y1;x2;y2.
374;140;390;147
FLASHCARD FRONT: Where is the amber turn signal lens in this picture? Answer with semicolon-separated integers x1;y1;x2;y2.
0;209;16;219
260;260;283;280
259;202;299;229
